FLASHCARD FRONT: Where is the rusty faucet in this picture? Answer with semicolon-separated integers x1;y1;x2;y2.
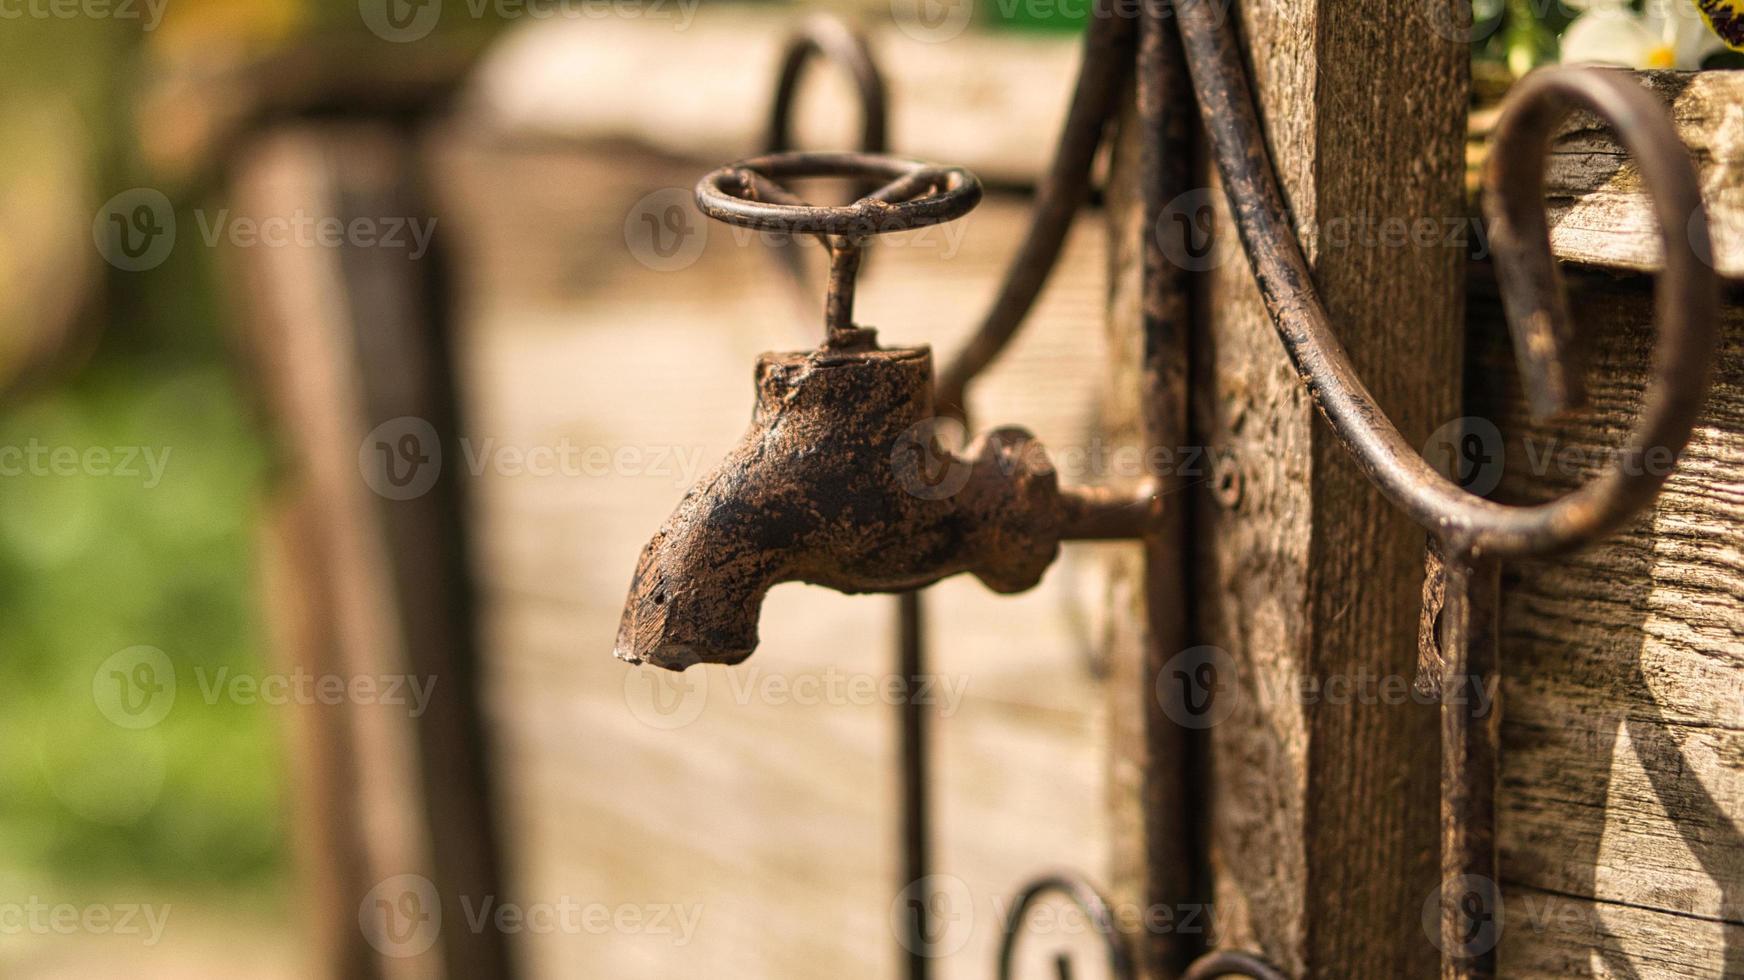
613;152;1153;670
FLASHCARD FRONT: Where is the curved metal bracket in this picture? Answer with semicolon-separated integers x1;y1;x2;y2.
997;872;1135;980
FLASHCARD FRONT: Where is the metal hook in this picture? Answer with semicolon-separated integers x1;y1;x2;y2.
766;14;888;157
1180;950;1291;980
765;16;890;332
996;872;1135;980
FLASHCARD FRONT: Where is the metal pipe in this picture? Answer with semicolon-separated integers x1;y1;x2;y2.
898;591;930;980
1060;483;1161;541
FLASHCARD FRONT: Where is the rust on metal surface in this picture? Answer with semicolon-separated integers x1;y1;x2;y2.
619;151;1108;670
696;151;981;343
612;337;1069;669
1180;950;1291;980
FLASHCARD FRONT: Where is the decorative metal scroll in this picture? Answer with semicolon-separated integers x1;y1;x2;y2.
997;872;1135;980
997;872;1289;979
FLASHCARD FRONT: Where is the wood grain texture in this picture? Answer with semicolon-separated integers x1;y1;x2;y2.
1191;1;1468;975
1501;69;1744;280
1467;270;1744;979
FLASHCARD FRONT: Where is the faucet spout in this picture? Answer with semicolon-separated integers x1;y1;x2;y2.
614;337;1066;670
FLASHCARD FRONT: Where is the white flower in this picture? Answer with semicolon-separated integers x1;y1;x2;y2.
1561;0;1726;68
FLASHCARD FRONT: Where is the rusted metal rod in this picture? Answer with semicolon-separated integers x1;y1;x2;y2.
765;16;889;330
996;872;1136;980
1435;553;1503;979
766;15;887;156
825;237;865;343
934;7;1138;416
1060;483;1161;541
897;590;930;980
1134;2;1207;974
1180;950;1292;980
903;13;1138;977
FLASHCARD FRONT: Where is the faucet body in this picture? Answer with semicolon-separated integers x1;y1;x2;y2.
614;335;1065;669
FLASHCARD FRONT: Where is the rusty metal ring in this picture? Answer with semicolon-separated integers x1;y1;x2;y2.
767;15;887;156
1181;950;1290;980
1178;0;1720;561
694;151;982;238
995;871;1134;980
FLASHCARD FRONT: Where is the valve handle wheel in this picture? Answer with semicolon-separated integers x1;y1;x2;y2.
694;150;981;237
695;151;983;345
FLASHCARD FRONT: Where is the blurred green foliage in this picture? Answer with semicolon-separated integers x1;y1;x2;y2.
0;0;295;896
3;383;278;880
0;224;280;885
0;0;519;898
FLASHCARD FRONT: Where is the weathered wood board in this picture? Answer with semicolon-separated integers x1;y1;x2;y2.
1467;270;1744;979
1480;69;1744;281
462;8;1080;186
229;124;511;980
1184;0;1468;975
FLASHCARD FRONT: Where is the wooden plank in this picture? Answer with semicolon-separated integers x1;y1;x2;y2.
256;492;377;979
459;8;1078;185
1500;888;1744;980
1474;69;1744;280
1467;270;1744;979
1189;2;1467;976
228;124;510;980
